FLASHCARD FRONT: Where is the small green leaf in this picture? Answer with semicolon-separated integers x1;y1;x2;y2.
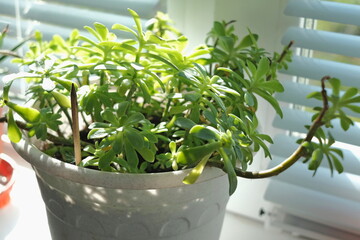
329;78;341;97
128;9;143;40
51;91;71;108
169;141;177;154
94;64;127;71
183;156;210;185
244;92;255;107
125;112;145;126
99;150;116;171
219;147;237;195
5;101;40;123
308;149;323;171
341;87;358;101
254;89;283;118
307;91;322;100
189;125;220;141
101;109;118;125
125;129;144;150
94;22;109;41
177;142;222;165
254;57;269;80
88;128;111;139
112;23;137;37
7;109;22;143
124;139;139;171
175;117;196;130
238;33;258;49
344;105;360;113
137;147;155;163
331;154;344;174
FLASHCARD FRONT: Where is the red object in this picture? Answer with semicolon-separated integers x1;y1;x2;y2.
0;158;15;208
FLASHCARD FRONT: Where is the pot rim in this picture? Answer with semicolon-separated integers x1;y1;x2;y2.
12;137;226;189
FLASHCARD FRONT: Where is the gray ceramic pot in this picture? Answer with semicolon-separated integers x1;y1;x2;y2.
13;138;230;240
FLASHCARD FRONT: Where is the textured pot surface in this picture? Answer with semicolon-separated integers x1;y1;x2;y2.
13;138;230;240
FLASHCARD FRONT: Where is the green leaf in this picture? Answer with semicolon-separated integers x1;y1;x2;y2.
254;57;269;80
308;149;323;171
177;142;222;165
330;153;344;174
88;128;111;139
254;89;283;118
51;91;71;108
101;109;118;125
94;64;127;71
144;53;179;71
341;87;358;101
112;23;137;37
125;112;145;126
244;92;255;107
203;109;217;125
94;22;109;41
219;147;237;195
190;125;220;141
7;109;22;143
84;26;102;42
128;9;143;40
328;78;341;97
183;156;210;184
125;129;144;150
238;33;258;49
261;80;284;92
98;150;116;171
116;101;130;117
5;101;40;123
344;104;360;113
212;84;240;96
307;91;322;100
137;147;155;163
2;73;41;100
124;138;139;171
175;117;196;130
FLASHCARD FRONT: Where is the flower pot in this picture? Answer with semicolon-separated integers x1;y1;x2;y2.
12;138;230;240
0;157;16;208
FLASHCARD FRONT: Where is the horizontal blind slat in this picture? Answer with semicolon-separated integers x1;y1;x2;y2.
276;81;359;118
268;156;360;202
280;56;360;88
264;180;360;235
25;2;134;30
285;0;360;25
282;27;360;58
43;0;160;18
270;135;360;175
272;108;360;146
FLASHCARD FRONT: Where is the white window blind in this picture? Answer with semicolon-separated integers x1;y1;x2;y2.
264;0;360;239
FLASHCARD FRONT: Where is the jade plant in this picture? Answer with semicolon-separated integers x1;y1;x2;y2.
1;10;359;195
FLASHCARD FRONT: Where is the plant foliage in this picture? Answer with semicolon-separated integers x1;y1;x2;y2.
1;11;359;195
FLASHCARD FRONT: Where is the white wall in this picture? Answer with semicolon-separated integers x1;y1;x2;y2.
167;0;298;220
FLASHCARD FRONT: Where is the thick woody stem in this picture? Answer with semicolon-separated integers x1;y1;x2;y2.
209;76;331;178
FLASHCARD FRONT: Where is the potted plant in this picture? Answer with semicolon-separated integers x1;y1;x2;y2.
0;10;359;240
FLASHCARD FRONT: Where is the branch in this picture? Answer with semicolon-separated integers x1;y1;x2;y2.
266;40;294;81
209;76;331;178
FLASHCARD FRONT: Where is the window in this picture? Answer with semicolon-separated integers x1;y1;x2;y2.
264;1;360;239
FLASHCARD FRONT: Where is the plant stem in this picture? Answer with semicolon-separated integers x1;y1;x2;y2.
209;76;331;178
266;40;294;81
